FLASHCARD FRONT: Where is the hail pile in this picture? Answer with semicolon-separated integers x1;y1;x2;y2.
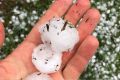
24;17;79;80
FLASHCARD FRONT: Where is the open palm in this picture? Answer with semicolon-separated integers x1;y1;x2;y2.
0;0;100;80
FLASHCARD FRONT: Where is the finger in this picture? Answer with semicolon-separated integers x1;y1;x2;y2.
63;36;99;80
78;8;100;43
62;8;100;68
25;0;73;45
65;0;90;25
0;22;5;47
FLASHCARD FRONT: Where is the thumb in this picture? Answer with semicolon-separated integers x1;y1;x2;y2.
0;21;5;47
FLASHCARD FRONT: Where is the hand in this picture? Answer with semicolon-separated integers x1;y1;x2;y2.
0;0;100;80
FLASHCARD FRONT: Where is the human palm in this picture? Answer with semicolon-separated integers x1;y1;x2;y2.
0;0;100;80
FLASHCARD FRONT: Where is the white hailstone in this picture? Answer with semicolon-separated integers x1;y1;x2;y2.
116;38;120;42
13;17;20;25
111;64;116;72
8;29;12;33
30;21;35;26
107;52;111;55
32;44;62;73
30;16;34;21
102;62;106;66
101;13;106;18
115;46;120;52
99;4;107;11
113;75;118;80
97;25;102;30
20;34;24;38
9;31;13;35
28;20;31;24
19;12;27;20
106;10;110;14
91;56;96;63
24;72;52;80
93;32;97;37
111;8;116;13
106;40;111;45
9;21;12;24
118;21;120;24
34;16;39;20
112;44;116;48
101;67;104;72
40;17;79;53
14;36;19;42
6;37;10;42
21;21;26;27
14;38;19;42
99;50;104;54
26;0;31;3
118;73;120;79
11;16;16;21
32;10;37;14
13;7;20;14
25;28;28;31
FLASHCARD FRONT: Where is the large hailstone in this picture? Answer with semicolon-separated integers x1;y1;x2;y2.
40;17;79;53
32;44;62;73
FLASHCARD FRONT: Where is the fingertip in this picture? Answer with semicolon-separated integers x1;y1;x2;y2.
85;35;99;48
65;0;91;25
50;0;73;16
84;8;101;22
77;8;101;43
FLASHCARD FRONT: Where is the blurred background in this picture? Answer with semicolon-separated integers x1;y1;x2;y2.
0;0;120;80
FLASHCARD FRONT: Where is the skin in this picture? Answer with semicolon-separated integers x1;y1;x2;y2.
0;22;5;47
0;0;100;80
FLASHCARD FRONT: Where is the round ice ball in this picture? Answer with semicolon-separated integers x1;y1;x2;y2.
39;17;79;53
32;44;62;73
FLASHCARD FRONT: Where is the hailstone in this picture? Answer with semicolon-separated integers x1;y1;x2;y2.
32;44;62;73
40;17;79;53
